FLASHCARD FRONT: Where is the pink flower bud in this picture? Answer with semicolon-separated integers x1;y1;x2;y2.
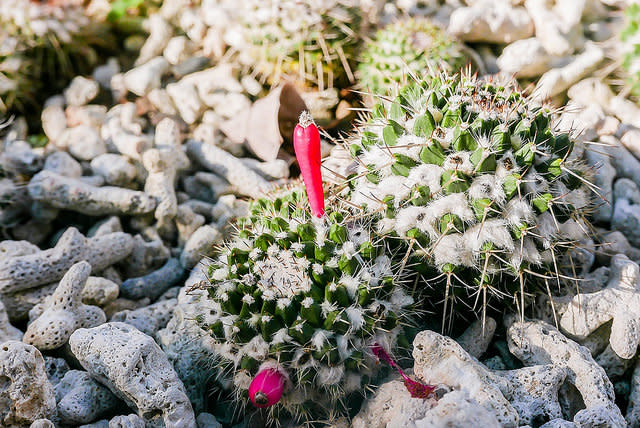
249;368;287;408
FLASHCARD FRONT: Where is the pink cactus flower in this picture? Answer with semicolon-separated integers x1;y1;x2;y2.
372;343;436;399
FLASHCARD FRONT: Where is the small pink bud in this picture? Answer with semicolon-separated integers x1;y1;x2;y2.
372;343;436;399
293;111;325;218
249;368;287;408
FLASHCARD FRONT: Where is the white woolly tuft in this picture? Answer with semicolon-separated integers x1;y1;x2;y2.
464;219;515;254
371;255;393;281
242;294;255;304
377;175;412;205
348;224;370;246
351;181;386;212
509;237;542;269
317;365;345;386
336;334;350;360
321;300;338;316
211;268;228;281
522;170;549;197
377;217;396;234
302;297;314;308
233;369;252;390
395;134;425;160
560;218;588;241
407;163;443;194
389;288;414;309
443;151;474;174
536;211;559;247
337;241;357;260
277;298;292;309
241;336;269;360
495;151;519;180
504;199;535;226
311;330;332;352
343;372;362;393
341;276;360;299
393;205;430;237
272;328;292;345
313;217;328;247
468;175;506;206
345;306;365;331
432;234;473;267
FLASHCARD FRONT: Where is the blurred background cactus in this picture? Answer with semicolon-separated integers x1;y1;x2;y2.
620;2;640;98
0;0;115;126
197;189;415;425
221;0;363;90
344;70;596;330
357;17;469;97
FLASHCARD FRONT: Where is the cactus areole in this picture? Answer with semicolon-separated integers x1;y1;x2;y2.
249;367;287;408
293;111;325;218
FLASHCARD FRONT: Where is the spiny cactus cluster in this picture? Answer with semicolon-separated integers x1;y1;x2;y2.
197;189;415;424
621;2;640;98
0;0;112;116
345;70;594;325
222;0;362;90
357;18;468;96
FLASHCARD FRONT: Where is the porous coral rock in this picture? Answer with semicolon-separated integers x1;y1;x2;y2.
69;322;196;428
55;370;120;425
0;341;56;427
560;254;640;359
24;261;106;351
507;320;625;425
0;227;133;294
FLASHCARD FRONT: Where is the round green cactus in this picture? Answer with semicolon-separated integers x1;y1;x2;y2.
224;0;362;90
345;70;594;325
621;2;640;98
357;18;469;96
197;189;415;424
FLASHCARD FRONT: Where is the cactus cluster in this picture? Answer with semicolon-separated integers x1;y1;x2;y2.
345;70;594;325
621;2;640;98
357;18;468;96
197;189;415;424
222;0;362;90
0;0;113;117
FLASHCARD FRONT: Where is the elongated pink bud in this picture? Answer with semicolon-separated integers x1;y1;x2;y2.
293;111;324;218
372;343;436;399
249;368;286;408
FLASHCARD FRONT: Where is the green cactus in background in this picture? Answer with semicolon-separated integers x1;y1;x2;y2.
621;2;640;98
0;0;114;120
223;0;362;90
197;189;415;425
357;18;469;96
345;70;595;328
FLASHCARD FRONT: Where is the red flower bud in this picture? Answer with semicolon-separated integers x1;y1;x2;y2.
293;111;324;218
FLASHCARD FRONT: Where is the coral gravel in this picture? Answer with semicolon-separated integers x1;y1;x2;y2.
345;69;596;325
197;189;415;424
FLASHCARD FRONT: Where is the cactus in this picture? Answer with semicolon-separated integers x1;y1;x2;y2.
621;2;640;98
345;70;595;327
197;189;416;425
223;0;362;90
0;0;114;118
357;18;469;96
